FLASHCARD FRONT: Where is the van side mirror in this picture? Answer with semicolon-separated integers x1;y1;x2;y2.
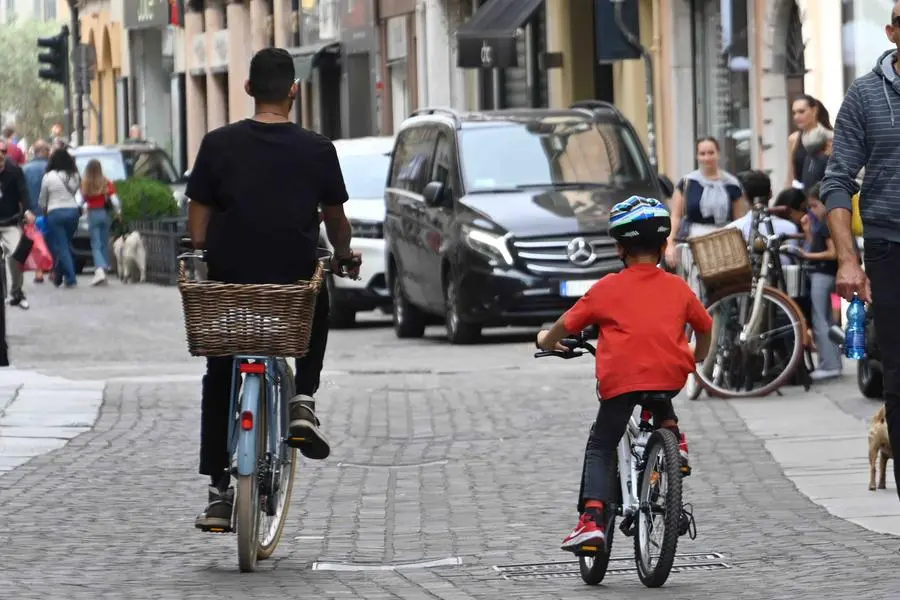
658;173;675;199
423;181;446;207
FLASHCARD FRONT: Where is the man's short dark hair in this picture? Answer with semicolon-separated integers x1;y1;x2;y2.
248;48;295;103
737;170;772;202
774;187;806;211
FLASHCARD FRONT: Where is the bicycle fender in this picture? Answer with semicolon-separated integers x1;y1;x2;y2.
236;374;261;477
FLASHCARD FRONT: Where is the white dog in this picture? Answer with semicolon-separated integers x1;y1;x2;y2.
115;231;147;283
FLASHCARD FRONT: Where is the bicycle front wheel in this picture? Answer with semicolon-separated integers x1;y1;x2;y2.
634;429;683;588
696;285;804;398
236;375;266;572
257;359;297;560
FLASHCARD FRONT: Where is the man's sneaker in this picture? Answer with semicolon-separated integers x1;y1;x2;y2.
8;293;29;310
287;395;331;459
91;267;107;286
194;485;234;532
679;433;691;476
561;508;606;552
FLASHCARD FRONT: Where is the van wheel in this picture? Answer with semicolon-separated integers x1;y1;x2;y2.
392;273;425;338
858;360;884;399
444;273;481;345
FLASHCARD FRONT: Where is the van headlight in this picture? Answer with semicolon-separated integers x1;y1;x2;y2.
462;225;513;266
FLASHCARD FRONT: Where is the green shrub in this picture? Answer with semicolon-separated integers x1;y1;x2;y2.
114;177;179;226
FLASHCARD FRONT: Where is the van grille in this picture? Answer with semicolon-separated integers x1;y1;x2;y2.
511;234;621;277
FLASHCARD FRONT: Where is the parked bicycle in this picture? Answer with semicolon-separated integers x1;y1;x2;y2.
534;331;696;588
680;204;810;398
177;239;359;572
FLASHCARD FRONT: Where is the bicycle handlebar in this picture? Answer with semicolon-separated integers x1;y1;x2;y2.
533;330;597;359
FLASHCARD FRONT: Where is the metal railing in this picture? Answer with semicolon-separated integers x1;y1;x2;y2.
130;216;188;286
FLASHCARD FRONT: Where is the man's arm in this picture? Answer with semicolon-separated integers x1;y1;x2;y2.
318;141;352;256
822;83;867;265
185;137;216;248
14;167;34;222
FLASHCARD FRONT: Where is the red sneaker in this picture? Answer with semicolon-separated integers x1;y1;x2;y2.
561;509;606;552
679;433;691;476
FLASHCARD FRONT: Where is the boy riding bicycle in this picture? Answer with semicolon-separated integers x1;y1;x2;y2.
536;196;713;552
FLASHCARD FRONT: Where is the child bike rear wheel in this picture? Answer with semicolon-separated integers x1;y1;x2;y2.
634;429;683;588
257;360;297;560
236;375;266;572
578;503;617;585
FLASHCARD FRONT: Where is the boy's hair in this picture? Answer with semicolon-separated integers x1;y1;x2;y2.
737;170;772;202
773;187;807;211
806;182;822;200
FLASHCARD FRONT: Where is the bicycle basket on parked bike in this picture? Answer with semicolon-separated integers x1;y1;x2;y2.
687;227;752;288
177;260;324;357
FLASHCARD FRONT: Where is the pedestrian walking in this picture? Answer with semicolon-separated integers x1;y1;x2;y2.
38;148;81;288
821;3;900;500
78;159;120;286
0;139;37;309
788;95;834;191
664;136;747;269
22;140;50;283
2;125;26;167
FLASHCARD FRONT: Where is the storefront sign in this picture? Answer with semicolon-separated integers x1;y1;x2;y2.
386;16;406;62
124;0;177;30
190;33;206;74
208;30;229;73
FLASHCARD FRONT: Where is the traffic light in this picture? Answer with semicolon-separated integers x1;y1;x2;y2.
37;26;69;85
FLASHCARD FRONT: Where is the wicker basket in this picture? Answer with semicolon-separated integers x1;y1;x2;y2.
178;261;324;357
687;228;752;287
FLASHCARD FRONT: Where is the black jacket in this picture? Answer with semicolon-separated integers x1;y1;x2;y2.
0;159;30;225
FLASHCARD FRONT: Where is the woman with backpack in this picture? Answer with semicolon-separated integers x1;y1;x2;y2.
38;148;81;288
78;159;120;286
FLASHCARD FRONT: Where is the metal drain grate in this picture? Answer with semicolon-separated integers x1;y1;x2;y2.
494;552;731;580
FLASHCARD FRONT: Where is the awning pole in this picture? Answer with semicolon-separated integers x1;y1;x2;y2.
611;0;657;173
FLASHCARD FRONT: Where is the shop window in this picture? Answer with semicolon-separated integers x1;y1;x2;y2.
691;0;752;174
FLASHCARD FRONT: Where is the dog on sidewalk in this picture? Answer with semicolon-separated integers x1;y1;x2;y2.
113;231;147;283
868;404;893;491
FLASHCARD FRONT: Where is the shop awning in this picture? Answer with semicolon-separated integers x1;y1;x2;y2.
455;0;543;69
288;41;341;81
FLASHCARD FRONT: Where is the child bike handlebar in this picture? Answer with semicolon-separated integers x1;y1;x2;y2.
533;330;597;359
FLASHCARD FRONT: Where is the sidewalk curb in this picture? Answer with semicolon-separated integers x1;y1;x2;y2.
0;367;105;476
729;385;899;537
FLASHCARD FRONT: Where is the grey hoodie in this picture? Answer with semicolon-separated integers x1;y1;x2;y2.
822;49;900;242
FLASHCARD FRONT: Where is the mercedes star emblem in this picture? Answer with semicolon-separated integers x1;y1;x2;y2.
480;41;493;67
566;237;596;267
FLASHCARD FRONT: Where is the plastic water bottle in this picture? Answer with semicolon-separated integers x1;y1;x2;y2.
844;295;866;360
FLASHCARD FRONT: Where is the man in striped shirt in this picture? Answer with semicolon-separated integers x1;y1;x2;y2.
822;2;900;501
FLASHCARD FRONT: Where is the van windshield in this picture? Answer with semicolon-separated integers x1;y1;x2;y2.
459;121;651;192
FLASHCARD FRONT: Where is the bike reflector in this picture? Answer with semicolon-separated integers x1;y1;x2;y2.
239;362;265;374
240;411;254;431
640;409;652;423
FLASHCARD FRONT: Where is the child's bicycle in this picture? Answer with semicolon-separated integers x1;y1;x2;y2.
534;330;697;588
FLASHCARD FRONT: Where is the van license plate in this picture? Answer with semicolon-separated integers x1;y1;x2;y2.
560;280;598;297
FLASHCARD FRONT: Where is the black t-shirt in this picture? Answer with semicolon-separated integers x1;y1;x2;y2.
808;217;837;276
186;120;349;284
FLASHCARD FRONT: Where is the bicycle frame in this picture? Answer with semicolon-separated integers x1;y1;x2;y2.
227;356;289;477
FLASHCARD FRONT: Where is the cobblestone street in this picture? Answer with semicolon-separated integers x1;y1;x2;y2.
1;280;898;599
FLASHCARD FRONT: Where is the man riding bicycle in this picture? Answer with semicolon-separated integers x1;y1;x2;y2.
186;48;361;530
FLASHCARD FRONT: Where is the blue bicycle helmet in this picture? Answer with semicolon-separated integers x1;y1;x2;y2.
608;196;672;248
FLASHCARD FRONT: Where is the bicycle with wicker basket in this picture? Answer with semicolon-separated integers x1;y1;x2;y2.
177;241;357;572
683;210;809;398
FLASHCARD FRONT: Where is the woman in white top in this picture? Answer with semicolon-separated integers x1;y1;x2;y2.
38;148;81;287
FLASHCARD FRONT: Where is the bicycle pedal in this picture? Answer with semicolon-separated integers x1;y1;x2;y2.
680;466;692;477
196;524;233;534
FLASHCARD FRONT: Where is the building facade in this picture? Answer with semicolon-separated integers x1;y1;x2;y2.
1;0;65;23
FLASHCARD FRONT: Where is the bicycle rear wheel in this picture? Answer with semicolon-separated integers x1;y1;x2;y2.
236;375;265;572
257;359;297;560
634;429;682;588
696;285;804;398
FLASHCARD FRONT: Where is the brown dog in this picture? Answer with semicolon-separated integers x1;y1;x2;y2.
868;405;893;491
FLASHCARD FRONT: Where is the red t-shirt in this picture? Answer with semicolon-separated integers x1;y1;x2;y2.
5;143;25;166
84;181;116;210
563;264;713;400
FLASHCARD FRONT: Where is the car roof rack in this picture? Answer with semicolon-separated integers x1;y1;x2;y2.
409;107;462;126
569;100;626;121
